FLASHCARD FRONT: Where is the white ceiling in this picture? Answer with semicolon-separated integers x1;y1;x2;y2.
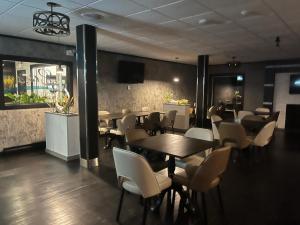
0;0;300;64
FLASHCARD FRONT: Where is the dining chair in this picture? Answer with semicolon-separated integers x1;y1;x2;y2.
143;112;161;135
210;114;222;140
237;110;254;120
249;121;276;148
160;110;177;133
255;107;270;118
122;108;131;114
125;129;149;153
125;128;166;163
113;147;172;225
108;113;136;147
219;122;251;153
176;128;213;169
173;146;231;225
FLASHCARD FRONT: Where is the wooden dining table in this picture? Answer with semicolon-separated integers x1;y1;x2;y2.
127;133;218;176
100;111;165;128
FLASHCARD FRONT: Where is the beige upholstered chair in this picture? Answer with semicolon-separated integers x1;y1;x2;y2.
110;113;136;136
173;146;231;225
250;121;276;148
125;129;149;143
219;122;251;150
237;110;254;120
211;114;222;140
113;147;172;225
255;107;270;118
98;111;111;135
176;128;213;168
160;110;177;133
122;108;131;114
107;114;136;147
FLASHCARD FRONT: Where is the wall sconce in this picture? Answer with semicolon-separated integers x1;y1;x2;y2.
173;77;180;82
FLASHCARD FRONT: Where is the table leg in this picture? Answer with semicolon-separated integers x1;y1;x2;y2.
112;119;117;129
168;156;175;177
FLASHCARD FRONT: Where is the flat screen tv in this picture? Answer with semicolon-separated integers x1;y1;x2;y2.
289;74;300;94
118;60;145;83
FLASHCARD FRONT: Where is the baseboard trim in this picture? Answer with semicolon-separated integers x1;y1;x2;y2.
45;149;80;162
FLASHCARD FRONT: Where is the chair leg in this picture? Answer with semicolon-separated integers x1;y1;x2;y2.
217;184;225;216
201;192;207;225
142;198;149;225
116;188;125;222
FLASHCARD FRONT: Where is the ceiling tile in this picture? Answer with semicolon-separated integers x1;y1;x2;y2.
180;11;228;27
130;0;180;9
154;0;209;19
127;10;171;24
159;20;192;30
21;0;82;13
0;0;15;15
197;0;250;9
89;0;147;16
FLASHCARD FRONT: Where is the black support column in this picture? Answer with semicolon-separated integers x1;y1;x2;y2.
195;55;209;128
76;24;98;168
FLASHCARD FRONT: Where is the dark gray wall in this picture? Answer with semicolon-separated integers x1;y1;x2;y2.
97;51;197;113
208;62;266;110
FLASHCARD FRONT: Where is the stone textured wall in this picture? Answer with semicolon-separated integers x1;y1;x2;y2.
98;51;197;113
0;108;50;151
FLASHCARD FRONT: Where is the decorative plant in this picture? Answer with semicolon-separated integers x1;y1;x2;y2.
54;88;74;114
164;91;174;103
177;99;189;105
4;93;47;104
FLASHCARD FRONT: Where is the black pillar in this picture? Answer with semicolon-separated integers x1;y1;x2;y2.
195;55;209;128
76;24;98;167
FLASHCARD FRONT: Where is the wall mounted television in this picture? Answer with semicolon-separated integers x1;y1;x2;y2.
118;60;145;83
289;74;300;94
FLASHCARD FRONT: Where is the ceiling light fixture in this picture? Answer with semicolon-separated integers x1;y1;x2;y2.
33;2;70;36
173;77;180;82
227;56;241;68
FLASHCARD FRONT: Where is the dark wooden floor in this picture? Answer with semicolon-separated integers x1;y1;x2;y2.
1;130;300;225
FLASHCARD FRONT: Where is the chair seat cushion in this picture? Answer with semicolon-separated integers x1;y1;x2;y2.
175;154;205;169
122;172;172;196
110;129;124;136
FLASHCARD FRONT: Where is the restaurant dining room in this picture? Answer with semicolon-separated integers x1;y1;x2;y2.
1;1;300;225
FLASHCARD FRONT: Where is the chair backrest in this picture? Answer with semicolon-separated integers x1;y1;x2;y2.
141;106;150;112
122;109;131;114
167;110;177;125
118;113;136;134
255;107;270;118
255;107;270;113
210;115;222;140
113;147;161;198
219;122;249;149
148;112;160;124
254;121;276;147
185;128;213;141
190;146;231;192
98;110;110;116
125;129;149;143
237;110;254;120
161;110;177;128
185;128;213;156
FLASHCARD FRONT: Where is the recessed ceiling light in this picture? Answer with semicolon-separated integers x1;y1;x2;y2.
173;77;180;82
240;10;249;16
198;18;207;24
240;9;261;17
